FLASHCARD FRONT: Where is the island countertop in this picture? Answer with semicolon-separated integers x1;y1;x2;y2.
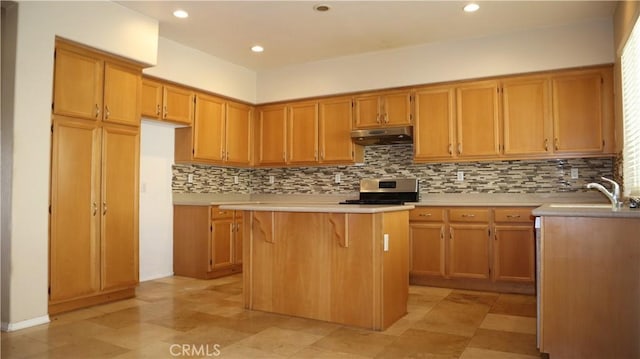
219;202;414;214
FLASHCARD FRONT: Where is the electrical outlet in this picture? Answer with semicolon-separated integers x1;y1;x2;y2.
269;175;275;184
187;174;194;183
456;171;464;181
570;168;579;179
335;174;341;183
233;175;239;184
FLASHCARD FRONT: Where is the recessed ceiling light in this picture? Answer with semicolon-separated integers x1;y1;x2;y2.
251;45;264;53
173;9;189;18
313;4;331;12
463;3;480;12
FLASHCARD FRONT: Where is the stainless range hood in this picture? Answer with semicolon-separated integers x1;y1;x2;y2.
350;126;413;146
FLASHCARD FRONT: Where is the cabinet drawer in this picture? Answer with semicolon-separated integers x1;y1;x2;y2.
448;208;489;222
494;208;534;223
410;207;445;222
211;207;234;219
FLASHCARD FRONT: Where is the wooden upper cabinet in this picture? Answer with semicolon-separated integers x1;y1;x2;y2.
141;79;163;119
319;97;358;164
383;91;413;126
456;81;501;158
192;94;225;162
552;69;607;154
53;41;141;126
163;85;194;125
225;101;253;166
354;90;412;128
102;62;141;126
502;76;552;156
53;47;104;121
258;105;287;166
288;102;319;165
414;86;456;161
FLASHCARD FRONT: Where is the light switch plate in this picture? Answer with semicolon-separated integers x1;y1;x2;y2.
383;234;389;252
269;175;275;184
335;174;341;183
457;171;464;181
570;168;579;179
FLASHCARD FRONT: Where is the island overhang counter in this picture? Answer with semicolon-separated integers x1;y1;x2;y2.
219;203;414;331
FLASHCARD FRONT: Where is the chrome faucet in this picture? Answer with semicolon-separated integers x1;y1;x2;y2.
586;177;623;210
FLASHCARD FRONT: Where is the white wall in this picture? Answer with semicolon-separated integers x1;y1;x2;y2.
257;18;615;103
1;0;157;331
139;121;174;282
144;37;257;103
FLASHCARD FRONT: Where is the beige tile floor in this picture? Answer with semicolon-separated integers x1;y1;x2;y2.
1;275;540;358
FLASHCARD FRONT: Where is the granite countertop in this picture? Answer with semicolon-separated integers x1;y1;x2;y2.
532;204;640;218
219;203;414;214
173;192;640;218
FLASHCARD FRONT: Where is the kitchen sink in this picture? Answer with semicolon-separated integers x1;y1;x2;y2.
549;203;612;209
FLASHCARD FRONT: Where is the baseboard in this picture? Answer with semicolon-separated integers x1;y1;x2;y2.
1;315;50;332
140;272;175;282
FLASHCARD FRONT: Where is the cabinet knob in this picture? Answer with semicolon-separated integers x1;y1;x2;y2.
163;105;168;119
105;105;110;119
92;202;97;216
156;104;161;116
103;201;107;215
554;138;559;151
457;143;462;155
448;144;453;155
95;104;100;118
544;138;549;151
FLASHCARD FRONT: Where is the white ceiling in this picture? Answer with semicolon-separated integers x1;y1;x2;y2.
117;1;616;71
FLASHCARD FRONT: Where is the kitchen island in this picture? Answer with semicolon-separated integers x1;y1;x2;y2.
532;204;640;358
219;203;413;331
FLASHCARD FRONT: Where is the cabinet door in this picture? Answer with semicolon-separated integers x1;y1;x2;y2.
141;79;162;119
448;224;490;279
502;77;552;156
552;71;604;153
319;97;355;163
211;219;234;270
50;117;101;302
226;101;253;166
53;47;103;121
101;124;139;291
288;102;319;164
414;87;456;160
353;94;381;128
382;91;412;126
258;105;287;165
410;223;446;278
163;85;194;125
103;62;141;126
493;225;535;283
193;94;225;162
456;81;501;157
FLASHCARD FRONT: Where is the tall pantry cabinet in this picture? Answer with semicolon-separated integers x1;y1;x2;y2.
49;39;141;314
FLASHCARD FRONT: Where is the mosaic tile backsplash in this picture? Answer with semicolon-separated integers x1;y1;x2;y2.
173;145;614;195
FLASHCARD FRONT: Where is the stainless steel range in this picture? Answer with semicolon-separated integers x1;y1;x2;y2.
340;178;420;205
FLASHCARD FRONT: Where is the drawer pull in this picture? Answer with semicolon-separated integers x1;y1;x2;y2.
461;214;475;218
506;214;521;219
418;213;432;217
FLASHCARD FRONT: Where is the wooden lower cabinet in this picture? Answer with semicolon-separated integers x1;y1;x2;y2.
49;116;139;314
173;205;242;279
410;206;534;294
